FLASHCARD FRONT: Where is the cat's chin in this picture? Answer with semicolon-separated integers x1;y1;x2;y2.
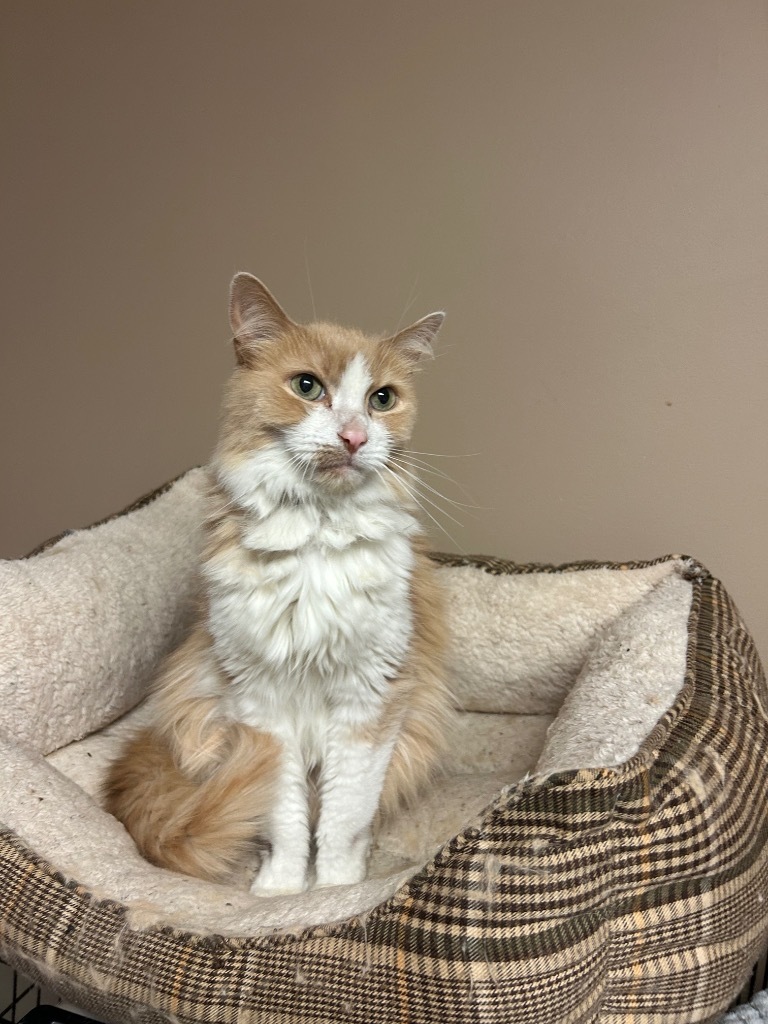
314;462;368;492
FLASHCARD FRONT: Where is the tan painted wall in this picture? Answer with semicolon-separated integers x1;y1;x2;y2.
2;1;767;654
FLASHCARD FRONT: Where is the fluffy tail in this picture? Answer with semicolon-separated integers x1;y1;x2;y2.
103;724;279;883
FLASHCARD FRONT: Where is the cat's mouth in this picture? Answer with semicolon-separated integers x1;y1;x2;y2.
318;457;360;475
313;448;365;481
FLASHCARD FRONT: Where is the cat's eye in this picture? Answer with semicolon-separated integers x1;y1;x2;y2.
369;387;397;412
290;373;325;401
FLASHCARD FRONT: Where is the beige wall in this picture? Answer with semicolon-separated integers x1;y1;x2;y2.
2;1;768;653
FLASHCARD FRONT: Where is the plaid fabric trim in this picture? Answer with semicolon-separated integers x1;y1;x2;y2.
1;554;767;1023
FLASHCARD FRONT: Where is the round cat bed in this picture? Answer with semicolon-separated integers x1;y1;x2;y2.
1;468;767;1024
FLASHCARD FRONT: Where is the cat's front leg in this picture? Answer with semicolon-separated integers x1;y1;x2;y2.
314;727;396;888
251;738;311;896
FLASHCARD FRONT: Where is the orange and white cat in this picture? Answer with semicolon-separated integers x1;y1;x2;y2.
104;273;452;894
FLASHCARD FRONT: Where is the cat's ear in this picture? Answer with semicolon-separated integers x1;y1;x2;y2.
387;312;445;365
229;273;293;366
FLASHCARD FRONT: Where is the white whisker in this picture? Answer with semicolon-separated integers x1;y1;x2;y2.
390;451;461;485
394;448;480;459
381;465;464;550
387;458;484;515
303;239;317;321
394;475;464;526
392;272;421;337
391;448;483;505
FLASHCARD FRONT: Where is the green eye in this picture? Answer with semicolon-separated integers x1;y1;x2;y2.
290;373;325;401
370;386;397;412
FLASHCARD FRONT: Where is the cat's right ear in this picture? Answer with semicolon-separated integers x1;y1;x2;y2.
229;273;292;366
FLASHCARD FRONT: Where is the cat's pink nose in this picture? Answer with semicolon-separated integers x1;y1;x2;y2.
338;427;368;453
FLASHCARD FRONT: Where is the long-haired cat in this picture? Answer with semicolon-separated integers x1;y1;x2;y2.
104;273;452;894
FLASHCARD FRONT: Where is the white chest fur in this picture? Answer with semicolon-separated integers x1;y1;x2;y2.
204;485;419;733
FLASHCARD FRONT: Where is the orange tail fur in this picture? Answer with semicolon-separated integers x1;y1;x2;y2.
104;723;279;883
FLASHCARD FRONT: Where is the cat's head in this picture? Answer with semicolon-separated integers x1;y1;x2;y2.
215;273;443;504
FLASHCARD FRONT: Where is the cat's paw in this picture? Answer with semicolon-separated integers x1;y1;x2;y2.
250;858;308;897
314;854;368;889
251;879;307;896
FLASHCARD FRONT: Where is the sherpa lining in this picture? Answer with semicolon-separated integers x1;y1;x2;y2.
0;469;206;755
0;469;693;937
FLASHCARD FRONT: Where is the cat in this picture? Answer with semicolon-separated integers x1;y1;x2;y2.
103;272;453;895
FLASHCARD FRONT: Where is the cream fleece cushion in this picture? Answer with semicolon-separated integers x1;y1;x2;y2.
0;470;207;755
0;469;693;935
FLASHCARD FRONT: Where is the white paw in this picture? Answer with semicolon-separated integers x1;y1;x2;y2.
314;853;368;889
250;857;308;897
251;879;307;896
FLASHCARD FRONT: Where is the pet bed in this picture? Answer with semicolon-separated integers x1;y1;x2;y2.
1;467;767;1024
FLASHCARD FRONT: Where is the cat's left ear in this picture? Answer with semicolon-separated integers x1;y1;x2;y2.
387;312;445;365
229;273;293;366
